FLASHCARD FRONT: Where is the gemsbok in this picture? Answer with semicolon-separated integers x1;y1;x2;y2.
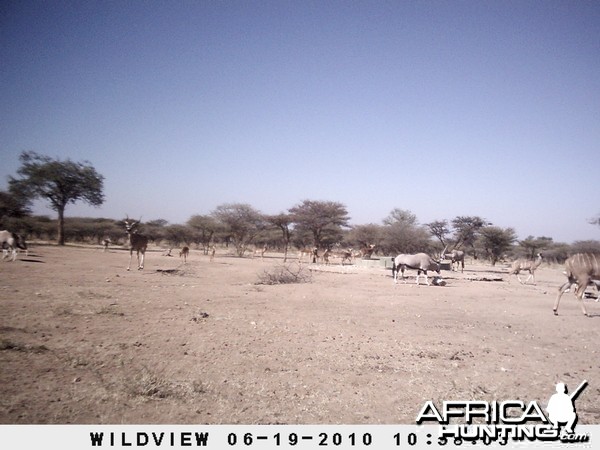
180;246;190;263
124;216;149;271
509;253;543;284
441;246;465;272
1;230;27;262
554;253;600;316
392;253;441;286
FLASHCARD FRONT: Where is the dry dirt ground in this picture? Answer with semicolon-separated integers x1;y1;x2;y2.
1;244;599;425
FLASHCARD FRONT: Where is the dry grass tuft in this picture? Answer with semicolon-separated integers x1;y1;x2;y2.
126;366;207;400
256;263;313;285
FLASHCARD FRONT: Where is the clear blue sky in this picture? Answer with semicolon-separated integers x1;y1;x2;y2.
1;0;599;243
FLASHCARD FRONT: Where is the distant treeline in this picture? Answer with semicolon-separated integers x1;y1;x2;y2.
2;211;599;264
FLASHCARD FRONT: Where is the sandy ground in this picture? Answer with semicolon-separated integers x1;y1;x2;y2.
1;244;599;425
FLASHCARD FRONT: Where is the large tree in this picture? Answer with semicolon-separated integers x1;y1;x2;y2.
479;226;517;265
381;208;432;254
452;216;488;257
9;151;104;245
212;203;265;257
288;200;350;249
267;213;293;262
187;214;220;254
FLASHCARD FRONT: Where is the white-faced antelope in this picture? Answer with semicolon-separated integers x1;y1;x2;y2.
441;246;465;272
1;230;27;262
554;253;600;316
392;253;441;286
509;253;543;284
180;246;190;263
124;216;149;271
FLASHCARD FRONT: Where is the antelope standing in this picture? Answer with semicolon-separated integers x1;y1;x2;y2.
393;253;441;286
180;246;190;263
359;244;376;259
554;253;600;316
102;238;111;252
441;246;465;272
341;248;353;265
252;244;268;260
1;230;27;262
209;245;216;262
124;217;148;271
298;247;318;263
321;248;332;265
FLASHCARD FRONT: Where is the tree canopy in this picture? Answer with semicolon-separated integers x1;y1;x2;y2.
9;151;104;245
289;200;350;248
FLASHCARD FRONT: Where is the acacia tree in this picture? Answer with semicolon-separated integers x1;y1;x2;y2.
212;203;265;256
479;226;517;265
267;213;293;262
518;236;553;259
187;214;220;254
381;208;433;254
288;200;350;249
9;151;104;245
452;216;488;257
425;219;450;247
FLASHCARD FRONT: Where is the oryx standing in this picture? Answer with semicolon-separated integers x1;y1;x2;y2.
392;253;441;286
441;246;465;273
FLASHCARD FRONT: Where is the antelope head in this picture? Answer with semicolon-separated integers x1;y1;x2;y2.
124;215;142;234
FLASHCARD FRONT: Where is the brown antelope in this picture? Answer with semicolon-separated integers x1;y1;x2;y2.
102;238;111;252
124;216;149;271
441;246;465;272
393;253;441;286
554;253;600;316
508;253;543;284
298;247;317;263
341;248;353;265
180;246;190;263
209;245;216;262
359;244;376;259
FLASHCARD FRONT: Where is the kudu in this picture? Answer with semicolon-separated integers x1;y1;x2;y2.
554;253;600;316
392;253;441;286
124;216;149;271
509;253;543;285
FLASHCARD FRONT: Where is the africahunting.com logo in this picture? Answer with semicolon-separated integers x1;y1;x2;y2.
416;380;590;445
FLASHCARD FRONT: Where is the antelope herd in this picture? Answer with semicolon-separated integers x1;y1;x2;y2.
4;221;599;316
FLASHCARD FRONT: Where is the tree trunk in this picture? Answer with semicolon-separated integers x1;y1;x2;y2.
57;205;65;245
